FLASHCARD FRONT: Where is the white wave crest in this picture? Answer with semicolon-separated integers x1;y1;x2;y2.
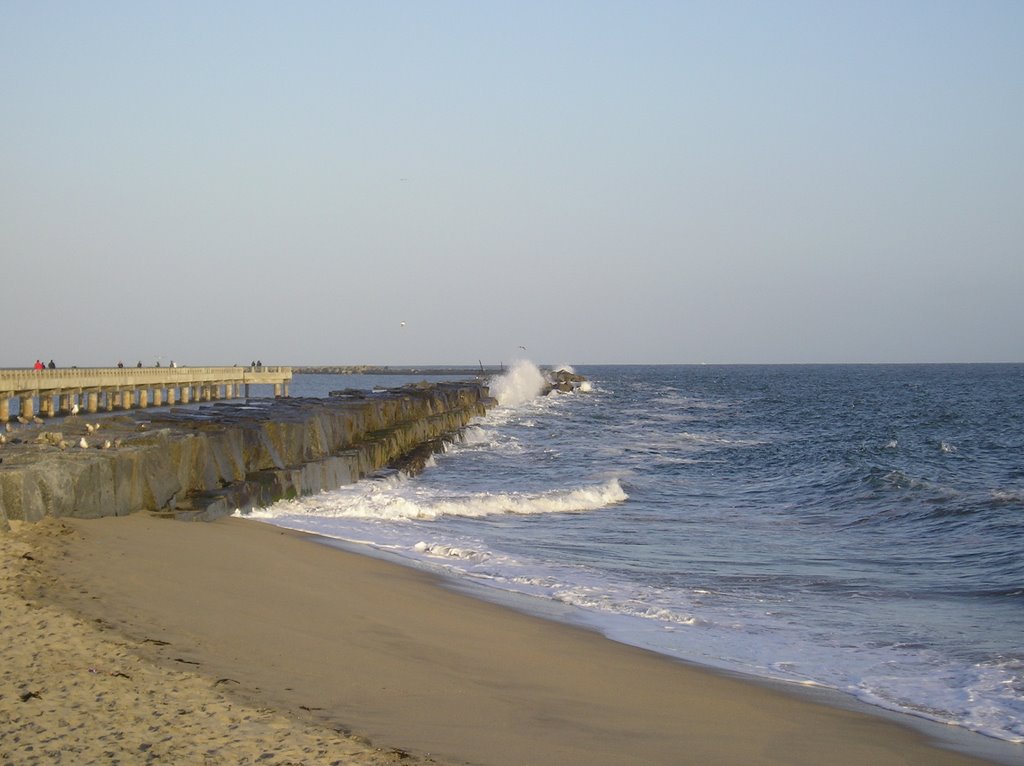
991;489;1024;504
251;478;628;522
489;359;547;406
414;541;490;563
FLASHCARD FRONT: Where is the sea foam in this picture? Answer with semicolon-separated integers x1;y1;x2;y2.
250;478;627;522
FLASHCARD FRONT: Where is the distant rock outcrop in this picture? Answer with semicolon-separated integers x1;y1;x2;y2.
541;369;590;396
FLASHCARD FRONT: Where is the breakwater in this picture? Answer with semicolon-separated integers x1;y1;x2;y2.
0;382;493;530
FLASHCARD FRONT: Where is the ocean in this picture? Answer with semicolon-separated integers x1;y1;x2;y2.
245;363;1023;749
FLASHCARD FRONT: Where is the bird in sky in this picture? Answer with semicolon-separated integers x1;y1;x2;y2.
519;345;527;350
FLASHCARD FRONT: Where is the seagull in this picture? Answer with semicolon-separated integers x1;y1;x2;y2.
32;416;43;425
71;403;80;416
400;321;406;327
86;423;96;433
4;422;12;432
17;416;29;425
0;434;6;445
79;437;89;449
102;439;112;450
518;345;527;350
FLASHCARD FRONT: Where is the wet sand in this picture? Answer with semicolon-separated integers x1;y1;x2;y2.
2;514;1011;765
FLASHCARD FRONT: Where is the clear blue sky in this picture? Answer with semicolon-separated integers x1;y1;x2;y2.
2;1;1021;366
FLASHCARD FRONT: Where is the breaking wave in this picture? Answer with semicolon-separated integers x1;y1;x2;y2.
248;478;627;522
489;360;547;406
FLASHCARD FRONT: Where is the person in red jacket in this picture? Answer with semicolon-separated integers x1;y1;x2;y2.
33;359;44;370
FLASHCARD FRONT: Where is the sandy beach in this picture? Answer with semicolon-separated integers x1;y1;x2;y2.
1;514;1010;766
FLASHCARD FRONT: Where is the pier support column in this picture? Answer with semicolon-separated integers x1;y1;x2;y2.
122;390;134;410
20;395;34;420
245;383;250;398
59;394;71;414
40;395;54;417
138;389;149;408
274;383;282;397
153;388;164;407
87;392;99;414
167;388;177;405
180;386;190;404
0;395;10;422
106;392;115;411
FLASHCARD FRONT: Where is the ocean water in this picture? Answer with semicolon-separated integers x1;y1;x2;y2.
245;363;1024;747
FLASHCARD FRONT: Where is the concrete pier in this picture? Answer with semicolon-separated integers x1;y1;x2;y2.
0;366;291;422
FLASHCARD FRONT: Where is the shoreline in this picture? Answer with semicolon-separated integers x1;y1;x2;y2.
314;528;1024;766
4;513;1018;765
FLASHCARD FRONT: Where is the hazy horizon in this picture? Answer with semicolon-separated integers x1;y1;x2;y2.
3;2;1021;367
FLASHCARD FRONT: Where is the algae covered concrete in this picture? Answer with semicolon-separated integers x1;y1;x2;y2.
0;382;494;528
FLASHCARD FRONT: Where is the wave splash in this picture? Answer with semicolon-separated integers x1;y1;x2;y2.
250;478;627;522
489;359;548;406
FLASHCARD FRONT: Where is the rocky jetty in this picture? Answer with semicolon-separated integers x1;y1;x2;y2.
541;369;590;395
0;382;494;528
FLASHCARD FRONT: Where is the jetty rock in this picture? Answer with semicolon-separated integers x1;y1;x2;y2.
0;382;494;529
541;368;590;396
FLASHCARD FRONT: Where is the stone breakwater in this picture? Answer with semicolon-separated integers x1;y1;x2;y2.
0;382;494;529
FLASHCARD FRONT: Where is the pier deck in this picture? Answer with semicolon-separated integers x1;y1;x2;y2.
0;366;291;421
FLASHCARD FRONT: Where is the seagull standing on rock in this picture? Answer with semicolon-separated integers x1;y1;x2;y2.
79;437;89;449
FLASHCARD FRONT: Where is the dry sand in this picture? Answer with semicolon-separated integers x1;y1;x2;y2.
1;514;1011;766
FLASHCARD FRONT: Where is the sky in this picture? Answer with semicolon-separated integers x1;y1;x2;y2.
2;1;1022;366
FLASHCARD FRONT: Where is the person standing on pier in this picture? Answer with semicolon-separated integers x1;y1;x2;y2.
47;360;55;369
33;359;43;370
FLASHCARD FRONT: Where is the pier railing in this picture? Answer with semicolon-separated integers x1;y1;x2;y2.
0;366;292;420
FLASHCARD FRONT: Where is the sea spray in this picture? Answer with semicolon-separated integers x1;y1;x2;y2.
490;360;547;406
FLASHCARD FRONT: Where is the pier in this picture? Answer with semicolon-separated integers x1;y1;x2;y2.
0;366;292;422
295;365;507;376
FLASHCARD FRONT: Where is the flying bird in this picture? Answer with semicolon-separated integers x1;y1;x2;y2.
518;345;527;350
400;321;406;327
